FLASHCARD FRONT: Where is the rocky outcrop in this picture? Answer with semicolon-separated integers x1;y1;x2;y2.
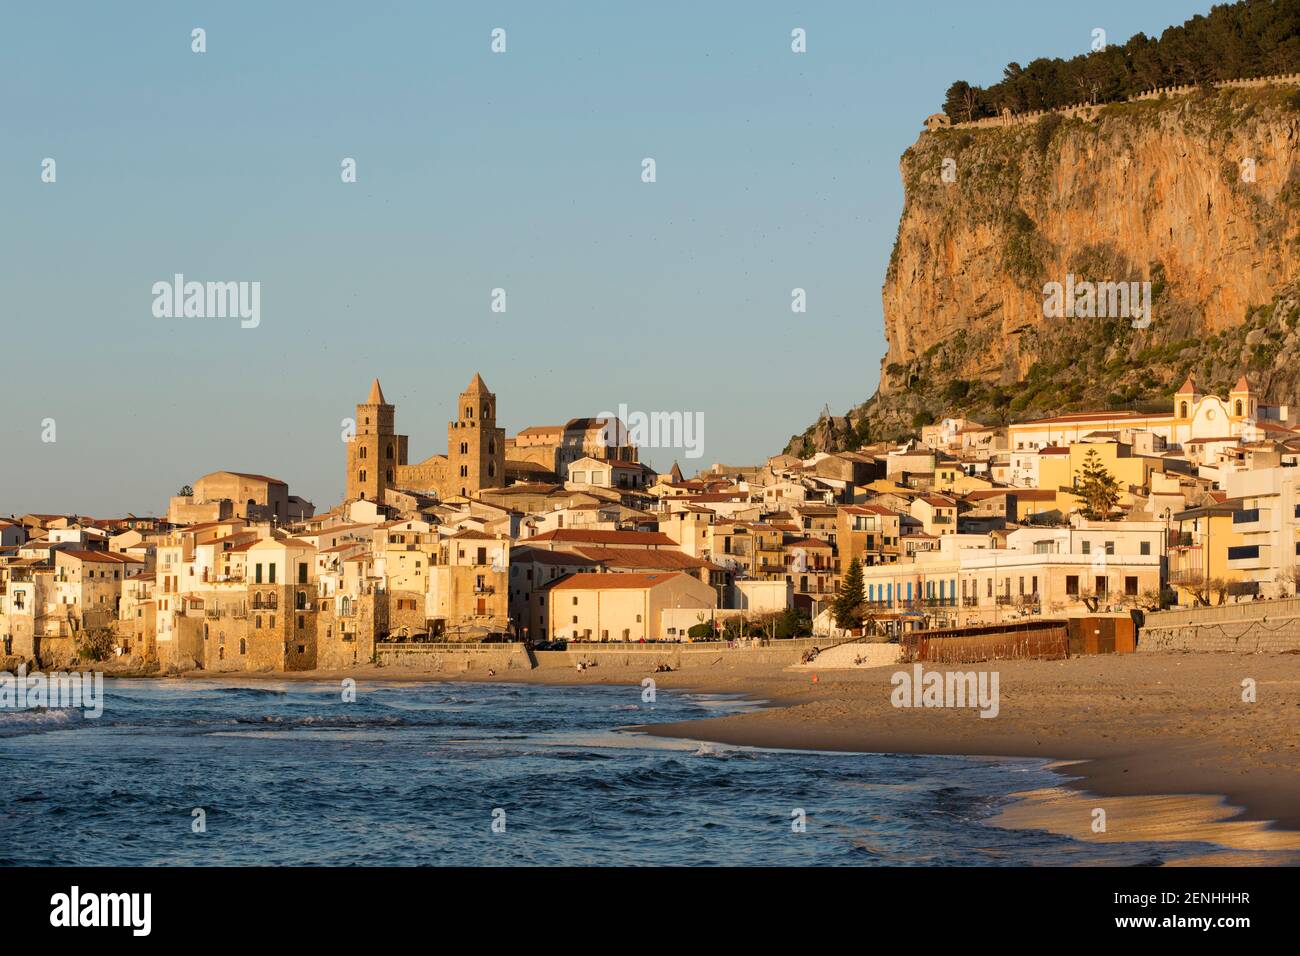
788;85;1300;452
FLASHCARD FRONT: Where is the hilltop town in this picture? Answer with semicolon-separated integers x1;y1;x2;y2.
2;369;1298;672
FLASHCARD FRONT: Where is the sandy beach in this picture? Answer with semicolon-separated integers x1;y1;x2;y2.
147;649;1300;858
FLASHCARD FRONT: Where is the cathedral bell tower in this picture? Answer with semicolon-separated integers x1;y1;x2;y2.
447;373;505;499
347;378;408;503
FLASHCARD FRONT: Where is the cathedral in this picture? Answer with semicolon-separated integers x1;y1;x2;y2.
345;373;506;503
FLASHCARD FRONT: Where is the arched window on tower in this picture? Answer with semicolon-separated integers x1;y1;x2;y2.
466;406;473;419
359;446;367;459
359;470;366;484
1235;400;1243;416
386;444;393;459
1180;402;1188;418
488;440;495;455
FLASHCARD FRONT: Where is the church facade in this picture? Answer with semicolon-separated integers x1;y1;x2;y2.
345;373;506;504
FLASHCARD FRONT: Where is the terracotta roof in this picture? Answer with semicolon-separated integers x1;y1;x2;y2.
527;529;677;547
511;546;598;567
550;572;688;591
1018;410;1170;426
841;504;899;516
572;547;710;571
58;550;142;564
213;471;288;485
784;537;832;549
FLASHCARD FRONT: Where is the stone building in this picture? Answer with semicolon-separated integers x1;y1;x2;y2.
348;373;506;503
346;379;410;504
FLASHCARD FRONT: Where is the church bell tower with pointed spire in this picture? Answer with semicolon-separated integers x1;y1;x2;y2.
347;378;408;503
447;372;505;499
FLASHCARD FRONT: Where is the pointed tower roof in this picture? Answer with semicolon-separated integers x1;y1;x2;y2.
669;461;684;482
1176;375;1198;396
464;372;490;394
1231;375;1251;393
366;378;387;405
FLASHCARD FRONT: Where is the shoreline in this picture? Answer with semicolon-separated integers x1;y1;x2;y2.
102;652;1300;858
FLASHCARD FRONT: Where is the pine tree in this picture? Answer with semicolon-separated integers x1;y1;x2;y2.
1075;449;1121;519
833;557;865;630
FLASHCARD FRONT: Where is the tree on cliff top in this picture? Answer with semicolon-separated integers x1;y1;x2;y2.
941;0;1300;122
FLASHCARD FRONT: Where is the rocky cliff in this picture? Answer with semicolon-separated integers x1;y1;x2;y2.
787;85;1300;454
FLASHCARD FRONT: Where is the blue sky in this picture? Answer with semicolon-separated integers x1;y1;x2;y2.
1;0;1205;516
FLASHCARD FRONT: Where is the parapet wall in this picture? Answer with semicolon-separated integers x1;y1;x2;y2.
1139;598;1300;653
936;71;1300;132
375;642;532;673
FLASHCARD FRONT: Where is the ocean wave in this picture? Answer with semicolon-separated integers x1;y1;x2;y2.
0;707;87;737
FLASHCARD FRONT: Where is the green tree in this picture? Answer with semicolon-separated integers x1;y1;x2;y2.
832;558;865;630
1074;449;1121;519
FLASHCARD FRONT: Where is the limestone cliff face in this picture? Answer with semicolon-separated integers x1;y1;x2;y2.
788;86;1300;453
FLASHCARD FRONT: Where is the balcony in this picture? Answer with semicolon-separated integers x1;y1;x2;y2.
1231;508;1267;532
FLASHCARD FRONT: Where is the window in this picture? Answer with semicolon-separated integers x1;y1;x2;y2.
1140;541;1151;555
1228;545;1260;561
1081;541;1091;555
269;563;276;584
255;563;263;584
1125;576;1139;596
1065;575;1079;596
298;563;307;584
360;446;367;459
572;596;578;605
1105;542;1115;556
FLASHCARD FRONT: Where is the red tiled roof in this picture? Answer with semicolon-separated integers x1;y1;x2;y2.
527;529;677;547
550;572;688;591
57;550;142;564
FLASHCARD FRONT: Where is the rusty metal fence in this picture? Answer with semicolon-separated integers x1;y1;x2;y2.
901;620;1069;664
